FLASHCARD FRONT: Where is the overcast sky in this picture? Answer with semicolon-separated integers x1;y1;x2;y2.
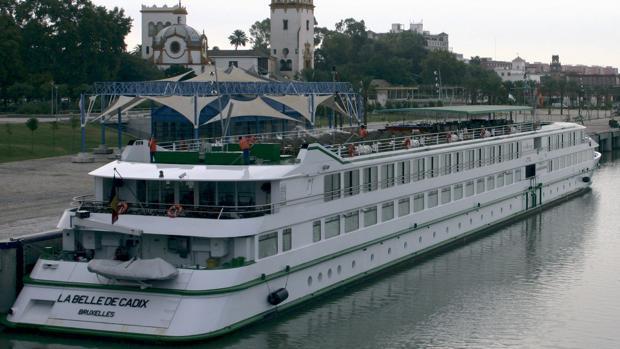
94;0;619;67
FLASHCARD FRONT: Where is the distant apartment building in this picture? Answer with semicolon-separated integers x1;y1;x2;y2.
481;57;540;82
548;55;619;88
369;21;449;52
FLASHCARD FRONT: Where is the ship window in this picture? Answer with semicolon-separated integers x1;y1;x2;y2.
282;228;292;252
179;181;194;205
443;153;452;175
413;158;425;181
516;142;520;158
477;148;483;167
430;156;439;177
398;198;410;217
198;182;216;206
363;206;378;227
344;210;360;233
428;190;438;208
163;182;175;204
258;232;278;259
441;187;451;204
381;163;395;188
324;173;341;201
476;178;485;194
283;19;288;30
465;181;475;197
325;215;341;239
506;171;514;185
497;173;505;187
455;152;462;172
487;176;495;190
467;149;475;170
382;202;394;221
515;168;522;181
136;180;146;202
454;183;463;200
362;166;378;192
344;170;360;197
489;146;495;165
498;145;503;163
525;164;536;179
218;182;235;207
414;193;425;212
397;161;411;184
147;181;161;203
313;220;322;242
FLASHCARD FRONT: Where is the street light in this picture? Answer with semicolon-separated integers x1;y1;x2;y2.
434;70;442;102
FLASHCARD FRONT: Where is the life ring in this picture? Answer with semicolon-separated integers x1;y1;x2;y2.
117;201;129;215
403;138;412;149
167;204;183;218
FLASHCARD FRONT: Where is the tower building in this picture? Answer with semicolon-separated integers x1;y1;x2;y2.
140;3;188;60
270;0;315;78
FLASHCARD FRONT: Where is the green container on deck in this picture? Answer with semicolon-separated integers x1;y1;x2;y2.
226;143;281;163
154;151;200;164
204;151;244;165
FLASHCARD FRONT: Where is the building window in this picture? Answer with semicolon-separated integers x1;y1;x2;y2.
283;19;288;30
344;169;360;197
325;215;340;239
146;46;150;54
363;166;378;192
344;210;359;233
313;220;321;242
273;49;277;55
258;232;278;259
282;228;292;252
170;41;181;54
306;19;310;31
398;198;410;217
324;173;341;201
382;202;394;221
364;206;377;227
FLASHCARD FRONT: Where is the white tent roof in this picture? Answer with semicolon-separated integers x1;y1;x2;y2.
204;97;298;125
190;65;266;83
147;96;220;127
94;72;192;122
263;95;334;122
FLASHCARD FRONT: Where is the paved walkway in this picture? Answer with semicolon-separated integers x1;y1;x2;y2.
0;156;104;240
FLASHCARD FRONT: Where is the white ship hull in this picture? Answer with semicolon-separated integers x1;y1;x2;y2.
4;157;599;341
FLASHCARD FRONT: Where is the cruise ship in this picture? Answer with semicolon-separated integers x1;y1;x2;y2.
2;113;600;341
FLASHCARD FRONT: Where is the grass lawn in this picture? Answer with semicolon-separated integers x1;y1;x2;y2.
0;121;134;163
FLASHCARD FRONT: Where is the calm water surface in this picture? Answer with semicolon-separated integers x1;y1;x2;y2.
2;152;620;349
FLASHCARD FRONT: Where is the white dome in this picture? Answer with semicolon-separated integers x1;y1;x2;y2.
154;24;203;46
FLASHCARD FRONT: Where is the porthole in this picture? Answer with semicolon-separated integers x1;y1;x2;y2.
328;268;333;279
307;276;313;287
337;265;342;274
370;254;375;261
388;247;392;255
170;41;181;54
352;260;356;269
318;272;323;282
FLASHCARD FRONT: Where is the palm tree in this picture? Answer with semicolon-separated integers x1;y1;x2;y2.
228;30;248;50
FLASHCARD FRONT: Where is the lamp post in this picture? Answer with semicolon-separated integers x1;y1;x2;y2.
434;70;443;102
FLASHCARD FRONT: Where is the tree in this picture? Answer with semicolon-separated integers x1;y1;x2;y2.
228;29;248;50
249;18;270;51
50;120;59;151
70;115;79;152
25;117;38;152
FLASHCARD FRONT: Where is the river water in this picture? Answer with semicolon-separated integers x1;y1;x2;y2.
2;152;620;349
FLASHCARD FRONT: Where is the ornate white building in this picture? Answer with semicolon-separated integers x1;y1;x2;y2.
269;0;315;78
141;3;208;74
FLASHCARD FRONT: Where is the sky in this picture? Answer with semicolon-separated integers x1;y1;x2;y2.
94;0;619;67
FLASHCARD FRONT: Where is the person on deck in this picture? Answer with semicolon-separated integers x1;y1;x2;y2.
239;136;254;165
148;137;157;163
359;125;368;138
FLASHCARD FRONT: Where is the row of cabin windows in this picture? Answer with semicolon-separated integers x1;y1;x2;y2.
324;142;523;202
134;181;265;207
305;168;525;249
546;131;583;151
258;227;292;259
548;150;592;172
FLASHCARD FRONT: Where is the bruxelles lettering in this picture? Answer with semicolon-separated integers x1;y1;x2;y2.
78;309;115;318
57;294;150;309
